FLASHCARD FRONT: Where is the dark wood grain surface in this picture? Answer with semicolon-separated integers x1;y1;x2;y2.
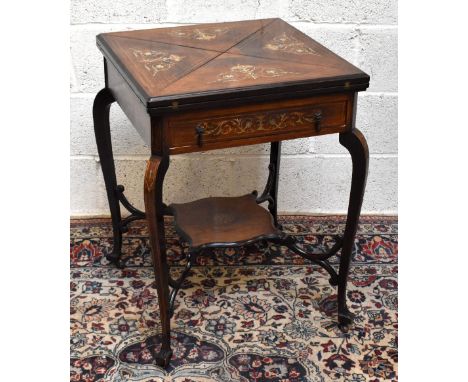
105;19;272;52
170;194;280;248
97;18;369;111
166;92;353;154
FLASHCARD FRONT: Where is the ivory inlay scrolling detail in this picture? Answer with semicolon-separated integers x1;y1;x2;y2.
144;158;162;193
131;48;184;77
144;160;156;192
197;110;321;137
169;27;229;41
212;64;299;83
264;33;319;56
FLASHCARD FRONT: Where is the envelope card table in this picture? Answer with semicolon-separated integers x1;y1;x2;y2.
93;18;370;367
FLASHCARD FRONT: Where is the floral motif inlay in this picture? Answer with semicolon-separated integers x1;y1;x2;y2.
197;110;320;137
264;33;319;56
144;159;158;192
169;27;229;41
212;64;299;83
130;48;183;77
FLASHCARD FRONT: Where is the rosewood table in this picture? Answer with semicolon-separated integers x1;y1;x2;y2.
93;18;369;368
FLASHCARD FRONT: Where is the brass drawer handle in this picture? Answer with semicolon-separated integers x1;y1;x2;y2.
195;124;205;147
314;110;323;132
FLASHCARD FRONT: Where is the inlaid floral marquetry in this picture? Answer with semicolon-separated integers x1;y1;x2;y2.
168;27;229;41
97;18;368;106
264;33;319;56
197;109;322;137
212;64;299;83
130;48;184;77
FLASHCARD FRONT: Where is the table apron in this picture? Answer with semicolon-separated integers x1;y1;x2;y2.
164;92;354;154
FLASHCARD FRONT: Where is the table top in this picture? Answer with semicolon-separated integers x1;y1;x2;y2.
97;18;369;111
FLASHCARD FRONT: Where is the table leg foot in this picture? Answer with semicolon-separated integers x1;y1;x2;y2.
153;349;172;368
338;306;354;333
105;253;126;269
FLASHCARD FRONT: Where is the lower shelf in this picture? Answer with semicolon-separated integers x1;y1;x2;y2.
169;193;280;249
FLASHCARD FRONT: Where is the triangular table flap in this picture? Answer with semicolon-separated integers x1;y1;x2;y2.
100;35;221;96
157;52;356;97
228;18;360;72
104;19;276;53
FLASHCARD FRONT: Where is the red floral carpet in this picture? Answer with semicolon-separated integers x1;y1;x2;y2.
70;216;398;381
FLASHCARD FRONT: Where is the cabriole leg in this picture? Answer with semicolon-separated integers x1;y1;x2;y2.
337;128;369;331
256;141;281;227
144;155;172;367
93;88;124;268
268;141;281;227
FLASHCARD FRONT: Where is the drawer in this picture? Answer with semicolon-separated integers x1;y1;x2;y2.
166;93;353;154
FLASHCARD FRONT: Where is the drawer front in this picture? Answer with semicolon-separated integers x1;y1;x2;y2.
166;93;353;154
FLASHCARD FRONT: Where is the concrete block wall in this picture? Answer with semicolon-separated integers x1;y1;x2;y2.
70;0;397;216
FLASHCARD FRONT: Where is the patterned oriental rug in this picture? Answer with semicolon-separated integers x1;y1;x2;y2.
70;216;398;382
